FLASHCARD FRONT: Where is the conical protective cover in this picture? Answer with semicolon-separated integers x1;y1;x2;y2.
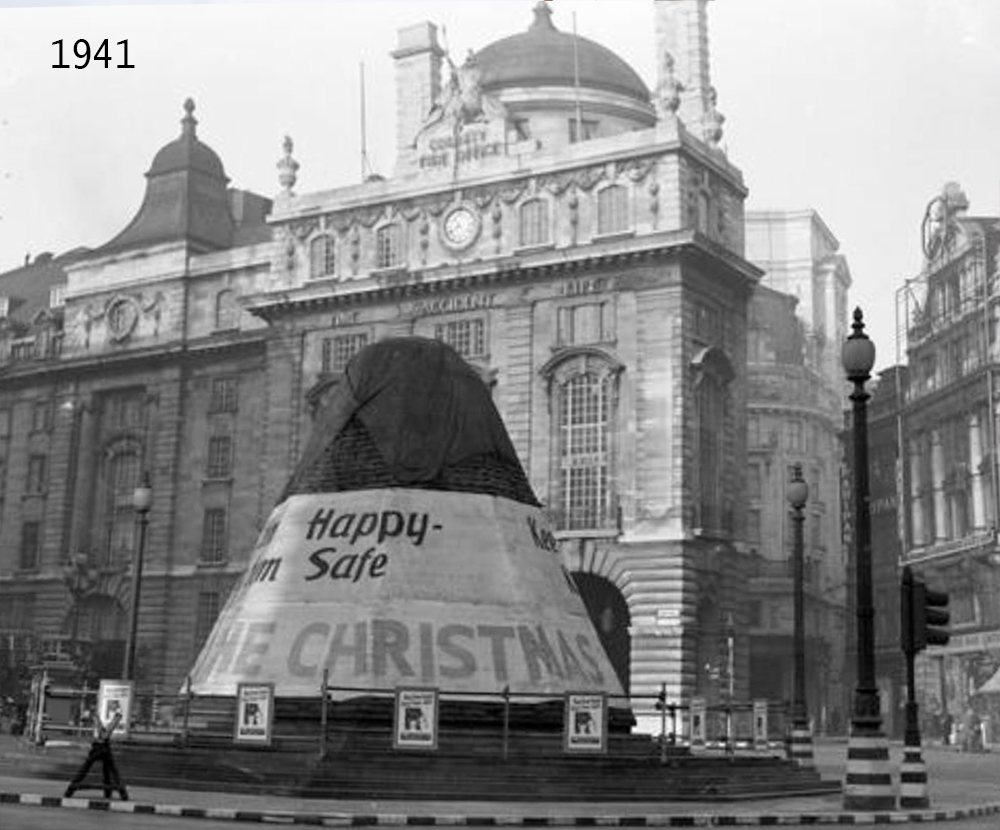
187;338;623;700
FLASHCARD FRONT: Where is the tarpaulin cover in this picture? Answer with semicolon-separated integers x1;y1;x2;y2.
281;337;538;505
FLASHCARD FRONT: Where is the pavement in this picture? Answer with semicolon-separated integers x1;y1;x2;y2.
2;740;998;826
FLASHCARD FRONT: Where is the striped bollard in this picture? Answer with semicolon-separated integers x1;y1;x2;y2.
899;700;930;809
789;716;814;767
843;720;895;810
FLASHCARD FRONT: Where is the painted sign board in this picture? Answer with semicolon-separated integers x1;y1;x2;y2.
187;490;623;701
393;687;439;751
564;692;607;753
98;680;134;738
690;697;707;747
753;699;769;750
234;682;275;745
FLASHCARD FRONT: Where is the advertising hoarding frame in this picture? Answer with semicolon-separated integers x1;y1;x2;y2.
234;682;275;746
564;691;607;753
98;679;134;739
393;687;440;751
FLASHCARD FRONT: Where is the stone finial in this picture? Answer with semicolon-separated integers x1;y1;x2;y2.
181;97;197;137
657;51;684;117
277;135;299;195
702;86;725;148
531;1;556;31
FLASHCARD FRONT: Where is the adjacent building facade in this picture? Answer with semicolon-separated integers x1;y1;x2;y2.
743;211;851;733
894;182;1000;734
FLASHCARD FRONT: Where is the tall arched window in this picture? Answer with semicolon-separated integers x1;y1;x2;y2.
692;346;734;535
596;185;628;235
309;234;336;279
519;198;549;247
103;447;141;568
544;351;622;531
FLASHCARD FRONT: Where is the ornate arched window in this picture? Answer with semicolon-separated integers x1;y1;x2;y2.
215;289;239;330
309;234;336;279
519;198;549;247
596;184;628;235
543;350;622;532
102;445;142;568
692;346;734;535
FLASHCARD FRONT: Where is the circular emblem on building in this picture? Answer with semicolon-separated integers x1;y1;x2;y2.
106;296;139;342
440;204;481;251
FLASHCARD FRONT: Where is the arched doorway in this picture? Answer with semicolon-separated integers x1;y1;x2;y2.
571;573;630;693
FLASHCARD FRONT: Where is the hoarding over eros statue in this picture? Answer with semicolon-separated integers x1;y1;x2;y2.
187;338;623;701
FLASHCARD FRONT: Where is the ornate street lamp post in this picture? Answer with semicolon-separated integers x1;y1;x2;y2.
841;309;894;810
787;463;812;766
122;472;152;682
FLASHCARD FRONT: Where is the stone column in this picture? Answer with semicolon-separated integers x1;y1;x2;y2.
654;0;712;132
909;439;924;547
969;414;986;530
391;23;444;162
931;430;947;541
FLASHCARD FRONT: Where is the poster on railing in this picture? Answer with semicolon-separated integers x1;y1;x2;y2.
753;699;769;750
393;687;439;750
564;692;606;753
98;680;133;738
234;682;275;745
690;696;707;747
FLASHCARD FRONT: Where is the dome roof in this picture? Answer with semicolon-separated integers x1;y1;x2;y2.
476;3;649;103
99;98;235;254
147;98;228;181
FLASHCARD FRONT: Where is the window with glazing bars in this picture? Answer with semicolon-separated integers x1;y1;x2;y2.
104;450;140;567
26;455;47;494
207;435;233;478
210;377;238;413
597;185;628;235
321;332;369;373
519;199;549;247
201;509;228;563
310;234;337;279
195;591;221;647
376;224;401;269
19;522;40;570
559;373;610;529
434;318;485;358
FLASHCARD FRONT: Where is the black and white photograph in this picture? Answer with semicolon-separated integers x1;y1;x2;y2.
1;0;999;826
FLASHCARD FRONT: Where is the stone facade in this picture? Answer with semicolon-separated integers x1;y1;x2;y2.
893;182;1000;737
743;210;852;733
0;2;763;729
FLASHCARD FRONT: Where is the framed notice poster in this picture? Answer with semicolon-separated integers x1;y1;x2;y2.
98;680;134;738
564;692;607;753
393;687;439;751
234;682;275;745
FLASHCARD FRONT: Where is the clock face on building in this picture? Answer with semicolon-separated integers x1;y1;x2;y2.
441;205;481;251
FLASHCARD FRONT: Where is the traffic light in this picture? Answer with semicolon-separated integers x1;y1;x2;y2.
901;565;950;655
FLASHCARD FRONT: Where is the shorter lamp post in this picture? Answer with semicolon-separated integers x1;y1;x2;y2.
787;464;812;766
122;472;152;682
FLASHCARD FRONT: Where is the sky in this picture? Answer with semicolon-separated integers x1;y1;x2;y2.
1;0;998;370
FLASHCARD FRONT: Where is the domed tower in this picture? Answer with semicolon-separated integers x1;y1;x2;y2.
474;2;654;150
392;3;656;174
99;98;235;254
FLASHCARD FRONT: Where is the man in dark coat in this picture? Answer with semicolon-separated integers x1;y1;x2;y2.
64;709;128;800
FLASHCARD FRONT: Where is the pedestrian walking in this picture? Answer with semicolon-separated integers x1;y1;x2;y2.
64;709;128;800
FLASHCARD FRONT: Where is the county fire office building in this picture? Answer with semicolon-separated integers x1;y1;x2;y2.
0;2;845;726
